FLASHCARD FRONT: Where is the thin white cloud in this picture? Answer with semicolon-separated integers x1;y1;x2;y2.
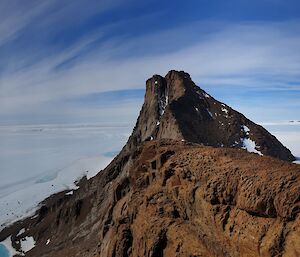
0;0;127;48
0;1;49;47
0;13;299;123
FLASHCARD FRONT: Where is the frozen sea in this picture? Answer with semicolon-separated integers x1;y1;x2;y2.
0;121;299;231
0;123;132;228
263;122;300;163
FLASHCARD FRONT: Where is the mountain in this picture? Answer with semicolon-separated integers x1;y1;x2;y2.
126;70;295;161
0;70;299;257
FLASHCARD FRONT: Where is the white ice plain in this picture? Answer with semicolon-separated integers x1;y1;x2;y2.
0;123;132;228
262;122;300;164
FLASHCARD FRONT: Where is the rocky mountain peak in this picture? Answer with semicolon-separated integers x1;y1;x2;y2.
145;70;193;108
127;70;295;161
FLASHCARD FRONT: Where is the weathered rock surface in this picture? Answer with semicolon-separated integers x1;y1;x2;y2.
0;70;298;257
1;140;299;257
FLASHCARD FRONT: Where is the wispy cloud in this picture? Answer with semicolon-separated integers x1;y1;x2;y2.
0;1;299;124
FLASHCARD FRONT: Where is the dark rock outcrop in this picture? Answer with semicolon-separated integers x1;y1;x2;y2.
127;70;295;161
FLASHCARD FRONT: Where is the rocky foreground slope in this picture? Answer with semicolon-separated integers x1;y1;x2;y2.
0;70;299;257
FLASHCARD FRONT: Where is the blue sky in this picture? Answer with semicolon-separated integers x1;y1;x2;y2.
0;0;299;125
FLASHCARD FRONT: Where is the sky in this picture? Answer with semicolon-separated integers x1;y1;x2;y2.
0;0;300;125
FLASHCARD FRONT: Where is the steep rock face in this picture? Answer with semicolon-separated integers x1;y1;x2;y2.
127;70;295;161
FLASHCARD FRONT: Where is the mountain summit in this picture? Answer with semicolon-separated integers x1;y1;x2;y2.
127;70;295;161
0;71;299;257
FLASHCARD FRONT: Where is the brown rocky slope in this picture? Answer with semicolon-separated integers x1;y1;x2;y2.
0;71;299;257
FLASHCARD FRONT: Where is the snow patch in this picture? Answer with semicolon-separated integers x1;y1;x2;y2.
156;121;160;126
46;239;50;245
195;107;199;112
241;138;263;156
30;214;38;220
242;125;250;135
204;93;210;98
158;94;168;116
17;228;25;237
206;109;213;118
221;107;229;115
20;236;35;253
232;141;239;146
241;125;263;156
